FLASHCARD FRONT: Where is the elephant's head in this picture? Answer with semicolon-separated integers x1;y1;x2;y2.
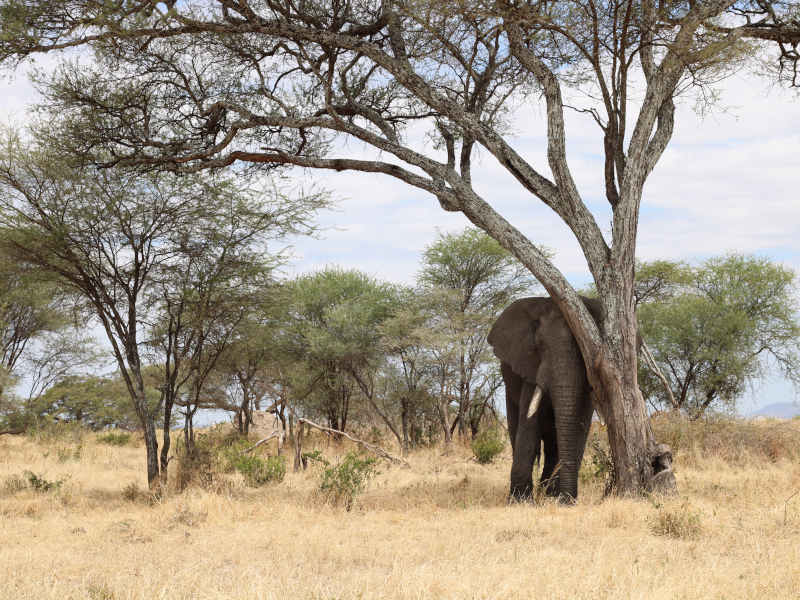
488;296;603;389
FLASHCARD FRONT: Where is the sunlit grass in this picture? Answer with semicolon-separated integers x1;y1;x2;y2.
1;419;798;599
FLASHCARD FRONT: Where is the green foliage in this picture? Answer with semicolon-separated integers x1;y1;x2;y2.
420;227;537;312
229;453;287;487
0;249;68;381
23;470;66;493
97;432;132;446
286;268;399;430
319;451;379;511
220;439;287;486
175;428;287;490
470;427;506;464
638;254;800;416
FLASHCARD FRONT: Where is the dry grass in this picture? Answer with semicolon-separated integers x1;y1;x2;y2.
1;419;799;599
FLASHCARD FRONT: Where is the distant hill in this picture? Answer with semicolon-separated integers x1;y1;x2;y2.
748;402;800;419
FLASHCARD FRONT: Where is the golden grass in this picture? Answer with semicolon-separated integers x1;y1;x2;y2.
1;422;799;600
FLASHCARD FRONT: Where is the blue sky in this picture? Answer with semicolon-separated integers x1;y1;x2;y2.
2;62;799;414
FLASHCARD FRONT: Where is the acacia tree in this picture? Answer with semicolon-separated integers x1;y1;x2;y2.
419;227;533;438
637;255;800;416
0;131;320;487
2;0;799;493
286;268;398;435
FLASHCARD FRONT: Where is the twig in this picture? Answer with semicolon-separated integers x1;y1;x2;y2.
297;418;410;467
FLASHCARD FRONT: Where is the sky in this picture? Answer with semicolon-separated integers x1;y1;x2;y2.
1;58;799;415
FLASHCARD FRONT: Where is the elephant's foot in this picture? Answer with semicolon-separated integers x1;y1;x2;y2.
508;481;533;503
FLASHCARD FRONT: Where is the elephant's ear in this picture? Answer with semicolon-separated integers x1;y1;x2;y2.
488;297;548;382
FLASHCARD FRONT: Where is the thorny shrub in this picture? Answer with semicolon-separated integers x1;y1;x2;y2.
175;426;286;490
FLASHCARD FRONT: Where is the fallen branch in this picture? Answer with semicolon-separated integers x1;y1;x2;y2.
244;430;285;454
297;418;409;467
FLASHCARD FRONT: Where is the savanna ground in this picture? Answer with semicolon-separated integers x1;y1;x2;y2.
1;416;799;600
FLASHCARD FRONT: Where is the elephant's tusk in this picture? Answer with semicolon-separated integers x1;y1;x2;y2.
527;386;543;419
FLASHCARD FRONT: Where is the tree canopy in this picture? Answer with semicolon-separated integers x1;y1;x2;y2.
638;254;800;416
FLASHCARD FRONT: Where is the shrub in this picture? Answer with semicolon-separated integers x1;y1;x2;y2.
175;429;287;490
122;482;140;502
649;500;702;539
97;432;131;446
320;451;378;511
24;471;66;493
55;443;83;462
229;452;287;487
471;427;506;464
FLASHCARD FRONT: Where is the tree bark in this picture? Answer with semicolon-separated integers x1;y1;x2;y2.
585;297;676;495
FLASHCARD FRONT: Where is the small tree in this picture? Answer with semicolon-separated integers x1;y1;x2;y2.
419;228;535;438
286;268;398;435
638;255;800;417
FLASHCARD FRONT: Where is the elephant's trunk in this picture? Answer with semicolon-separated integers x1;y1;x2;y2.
548;341;594;502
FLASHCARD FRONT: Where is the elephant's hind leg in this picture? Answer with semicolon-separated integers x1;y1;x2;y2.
509;380;541;502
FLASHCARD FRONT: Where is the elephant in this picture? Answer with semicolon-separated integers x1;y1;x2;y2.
488;296;604;503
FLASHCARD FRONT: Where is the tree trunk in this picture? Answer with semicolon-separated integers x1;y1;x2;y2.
400;397;410;456
128;362;160;489
586;301;676;495
159;394;174;487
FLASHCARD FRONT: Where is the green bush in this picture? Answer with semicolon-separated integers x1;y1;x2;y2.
23;470;66;493
471;427;506;464
97;432;131;446
320;451;378;511
229;452;287;487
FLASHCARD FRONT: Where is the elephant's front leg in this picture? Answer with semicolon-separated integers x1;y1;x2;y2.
509;381;542;502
